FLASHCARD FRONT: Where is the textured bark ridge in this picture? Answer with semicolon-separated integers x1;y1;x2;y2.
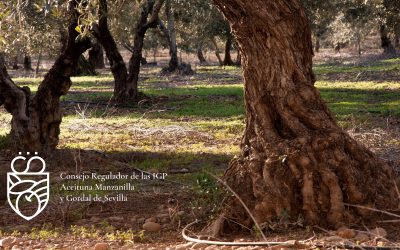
0;1;90;153
212;0;399;230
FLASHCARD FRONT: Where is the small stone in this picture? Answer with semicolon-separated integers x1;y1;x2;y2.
0;237;16;248
370;227;387;238
191;243;208;249
94;242;109;250
11;246;22;250
354;233;370;243
142;222;161;232
336;227;356;239
11;238;20;245
145;217;157;223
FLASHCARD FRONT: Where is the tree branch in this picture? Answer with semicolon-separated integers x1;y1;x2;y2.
122;42;134;53
36;0;91;99
143;0;166;30
157;17;171;44
0;53;29;121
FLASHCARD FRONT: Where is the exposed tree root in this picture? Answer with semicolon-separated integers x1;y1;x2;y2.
217;132;398;233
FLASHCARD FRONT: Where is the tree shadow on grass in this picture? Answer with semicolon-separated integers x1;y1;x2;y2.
59;86;400;120
320;88;400;117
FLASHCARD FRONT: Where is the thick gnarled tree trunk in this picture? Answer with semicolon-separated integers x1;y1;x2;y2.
0;1;90;153
380;25;396;56
126;0;165;101
88;41;105;69
211;0;398;231
197;42;207;65
93;0;129;102
211;37;223;66
94;0;164;103
223;33;235;66
164;0;179;71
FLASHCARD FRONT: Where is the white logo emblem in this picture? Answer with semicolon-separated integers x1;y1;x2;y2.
7;152;49;221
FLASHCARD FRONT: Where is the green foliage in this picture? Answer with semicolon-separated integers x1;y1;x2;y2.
70;225;100;239
29;224;60;240
0;134;10;150
191;172;226;217
0;0;65;59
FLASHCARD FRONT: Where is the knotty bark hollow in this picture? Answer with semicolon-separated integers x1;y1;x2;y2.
211;0;399;231
0;0;90;153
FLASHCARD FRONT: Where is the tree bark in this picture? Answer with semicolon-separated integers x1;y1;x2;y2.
12;56;19;70
165;0;178;71
0;0;91;153
23;55;33;71
126;0;165;101
93;0;129;102
94;0;164;103
75;55;97;76
88;41;105;69
211;37;223;66
315;37;320;53
196;42;207;64
380;24;396;56
35;46;43;76
235;42;241;66
211;0;398;231
223;34;235;66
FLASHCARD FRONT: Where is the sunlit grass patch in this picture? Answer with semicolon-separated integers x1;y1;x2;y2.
3;68;400;167
313;58;400;75
316;81;400;117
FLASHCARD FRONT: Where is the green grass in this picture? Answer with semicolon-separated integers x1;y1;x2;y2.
316;81;400;123
2;63;399;186
1;62;399;241
313;58;400;75
5;68;400;137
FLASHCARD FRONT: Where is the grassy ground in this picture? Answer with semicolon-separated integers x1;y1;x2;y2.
0;56;399;248
1;60;400;198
